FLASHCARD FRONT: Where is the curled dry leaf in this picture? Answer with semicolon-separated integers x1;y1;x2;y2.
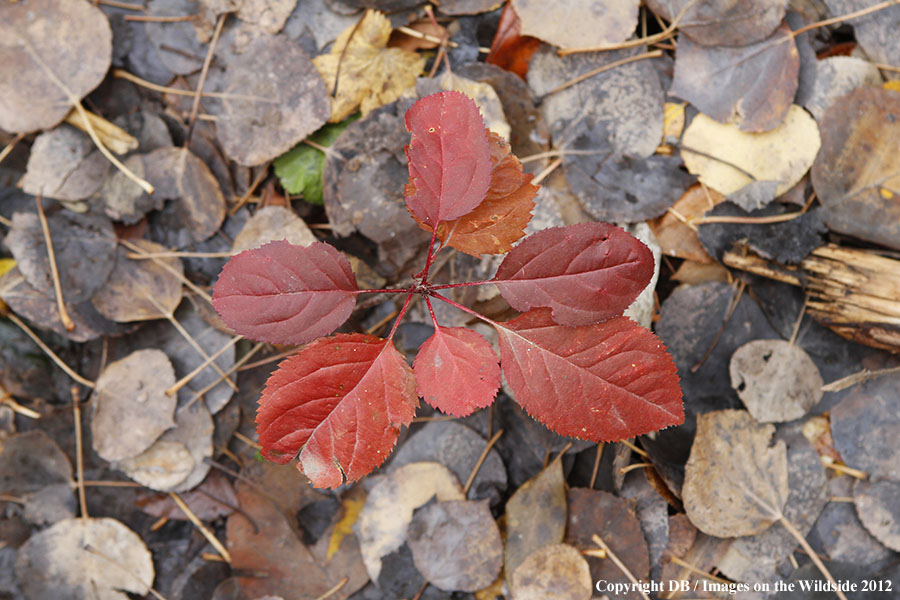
5;209;117;305
645;0;787;47
510;543;593;600
683;410;789;538
493;223;654;326
0;0;112;133
407;500;503;592
853;478;900;553
512;0;639;50
414;131;538;257
92;239;184;323
413;326;501;417
729;339;823;423
256;334;418;488
91;349;177;463
355;462;464;582
496;309;683;442
21;126;108;202
313;10;425;122
217;34;329;166
212;240;358;346
504;459;567;580
671;22;799;132
485;2;541;79
404;91;493;227
231;206;317;253
681;104;820;197
811;87;900;251
14;517;154;600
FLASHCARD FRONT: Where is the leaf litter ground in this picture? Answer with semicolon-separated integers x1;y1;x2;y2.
1;1;900;599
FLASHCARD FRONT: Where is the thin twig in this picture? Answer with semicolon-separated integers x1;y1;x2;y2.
229;163;271;216
0;133;25;167
84;544;170;600
395;25;459;48
5;312;95;388
592;533;652;600
113;69;275;103
532;158;562;186
619;438;649;458
166;335;242;397
463;429;503;495
186;12;227;147
119;239;212;304
589;443;603;489
233;430;261;450
777;516;848;600
315;578;349;600
0;389;41;419
169;492;232;562
35;197;75;331
98;0;144;10
127;250;234;259
822;364;900;392
124;13;198;22
185;342;265;408
666;555;733;584
791;0;900;37
71;386;89;520
788;293;808;345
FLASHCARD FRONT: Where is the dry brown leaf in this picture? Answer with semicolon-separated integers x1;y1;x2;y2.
683;410;788;538
232;206;317;253
413;132;537;256
21;126;108;202
91;349;178;463
313;10;425;122
511;0;639;50
811;87;900;251
648;183;725;264
729;339;823;423
14;517;154;600
646;0;787;47
0;0;112;133
504;458;566;581
355;462;464;582
510;543;592;600
681;105;820;197
92;240;184;323
853;478;900;552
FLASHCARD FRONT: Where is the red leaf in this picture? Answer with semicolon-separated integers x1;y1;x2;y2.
412;132;539;256
495;309;683;441
257;333;418;488
485;2;541;80
212;240;358;345
413;326;500;416
493;223;653;326
404;91;493;227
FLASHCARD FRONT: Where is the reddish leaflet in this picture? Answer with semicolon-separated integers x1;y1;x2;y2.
212;91;684;489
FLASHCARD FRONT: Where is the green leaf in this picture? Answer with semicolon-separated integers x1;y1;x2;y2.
273;115;359;204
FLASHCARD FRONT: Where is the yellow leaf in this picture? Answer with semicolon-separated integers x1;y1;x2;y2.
326;493;365;561
0;258;16;279
681;105;820;196
663;101;686;142
313;10;425;122
883;80;900;93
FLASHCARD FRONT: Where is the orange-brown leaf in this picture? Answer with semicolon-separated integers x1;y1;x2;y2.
413;132;538;256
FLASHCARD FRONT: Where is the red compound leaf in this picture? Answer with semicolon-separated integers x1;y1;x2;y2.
493;223;653;327
413;325;501;417
404;91;493;228
257;333;418;488
212;240;358;345
495;309;683;442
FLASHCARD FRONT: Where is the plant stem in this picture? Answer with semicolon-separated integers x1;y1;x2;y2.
387;292;416;341
419;226;441;283
428;291;501;328
353;287;415;294
427;280;495;291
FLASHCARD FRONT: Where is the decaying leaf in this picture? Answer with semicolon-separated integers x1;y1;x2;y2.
853;478;900;552
683;410;789;538
5;208;117;305
0;0;112;133
510;544;592;600
729;339;823;422
671;23;799;132
99;154;164;225
92;240;184;323
504;458;566;580
313;10;425;122
408;500;503;592
802;56;883;122
823;0;900;69
91;349;177;463
485;2;541;79
145;0;207;75
217;34;329;166
137;471;237;521
648;183;724;264
231;206;317;253
811;87;900;250
830;375;900;481
355;462;464;582
21;126;108;202
14;517;154;600
645;0;787;47
681;104;820;196
513;0;638;50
